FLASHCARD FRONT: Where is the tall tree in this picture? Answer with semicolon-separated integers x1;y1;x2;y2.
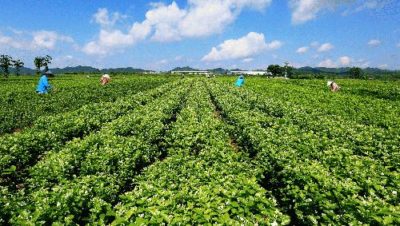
34;57;44;75
43;55;52;72
12;59;24;76
0;55;13;78
283;62;294;79
349;67;363;79
267;64;283;77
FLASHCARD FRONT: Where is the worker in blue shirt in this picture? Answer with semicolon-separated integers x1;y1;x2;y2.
36;71;53;94
235;75;244;87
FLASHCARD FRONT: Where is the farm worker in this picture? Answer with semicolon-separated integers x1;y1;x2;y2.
327;80;340;92
100;74;111;85
36;71;53;94
235;75;245;87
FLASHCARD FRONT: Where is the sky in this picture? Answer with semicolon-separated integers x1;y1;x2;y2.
0;0;399;70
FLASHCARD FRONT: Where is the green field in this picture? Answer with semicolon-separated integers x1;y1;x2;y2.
1;75;399;225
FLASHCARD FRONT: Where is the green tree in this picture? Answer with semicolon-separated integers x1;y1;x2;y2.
349;67;363;79
0;55;13;78
34;56;44;75
283;62;294;78
43;55;52;72
12;59;24;76
267;64;283;77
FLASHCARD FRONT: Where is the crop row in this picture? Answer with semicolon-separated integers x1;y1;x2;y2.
208;81;399;225
109;81;289;225
227;81;399;170
244;79;400;130
0;76;169;134
4;81;191;225
0;80;180;189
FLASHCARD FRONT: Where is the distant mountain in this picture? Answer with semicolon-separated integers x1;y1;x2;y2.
7;65;154;75
171;66;199;71
100;67;151;73
208;68;228;74
52;66;100;74
10;66;35;75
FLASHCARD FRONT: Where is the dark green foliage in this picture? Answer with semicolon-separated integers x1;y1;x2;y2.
0;55;13;78
349;67;364;79
267;64;284;77
11;59;24;76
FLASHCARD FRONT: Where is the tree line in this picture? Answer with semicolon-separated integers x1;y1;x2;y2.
0;55;52;78
266;64;366;79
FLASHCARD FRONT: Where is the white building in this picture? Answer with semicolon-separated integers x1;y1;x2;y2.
230;70;268;76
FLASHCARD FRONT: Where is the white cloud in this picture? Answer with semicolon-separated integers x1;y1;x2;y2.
145;2;186;42
368;39;381;47
318;58;336;68
296;46;309;54
32;31;73;49
242;58;254;62
339;56;351;66
82;22;152;55
317;43;334;52
93;8;125;27
289;0;338;24
397;42;400;48
0;30;74;51
0;34;25;49
202;32;282;61
266;40;283;49
290;0;390;24
84;1;272;55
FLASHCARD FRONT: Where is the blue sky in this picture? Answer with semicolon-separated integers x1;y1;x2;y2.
0;0;399;70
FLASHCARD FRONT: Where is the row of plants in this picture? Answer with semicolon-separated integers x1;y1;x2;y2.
235;79;399;170
110;82;289;225
242;78;400;130
0;80;180;189
0;75;171;134
3;81;191;225
208;81;399;225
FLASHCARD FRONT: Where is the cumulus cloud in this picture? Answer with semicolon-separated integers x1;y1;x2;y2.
93;8;125;27
82;21;152;55
0;34;26;49
84;0;272;55
0;30;74;51
368;39;381;46
32;31;74;49
296;46;309;54
317;43;334;52
202;32;281;62
319;56;354;68
339;56;351;66
289;0;340;24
